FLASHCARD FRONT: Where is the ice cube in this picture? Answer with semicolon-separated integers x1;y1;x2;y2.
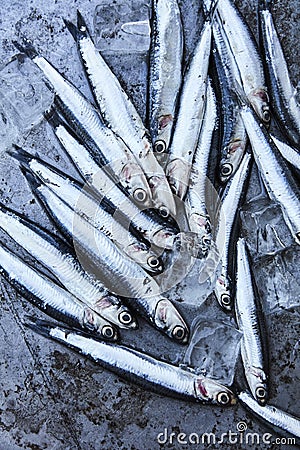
93;1;150;54
240;197;293;260
0;54;53;151
253;245;300;314
183;313;242;385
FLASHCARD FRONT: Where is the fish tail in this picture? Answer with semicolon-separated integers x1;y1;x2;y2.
64;10;89;41
258;0;273;11
23;316;56;338
7;145;36;167
12;38;38;59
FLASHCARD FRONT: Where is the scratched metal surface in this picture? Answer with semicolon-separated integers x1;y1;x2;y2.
0;1;299;449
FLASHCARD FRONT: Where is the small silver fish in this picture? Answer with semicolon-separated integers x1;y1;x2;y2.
185;79;216;256
0;203;136;330
213;153;252;310
28;320;236;405
65;12;177;219
239;391;300;438
0;243;118;340
14;39;152;207
165;7;213;200
236;238;268;405
239;99;300;245
149;0;183;165
258;0;300;146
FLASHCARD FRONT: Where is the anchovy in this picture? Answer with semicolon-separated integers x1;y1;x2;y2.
213;0;270;125
11;149;163;275
165;6;213;200
213;153;252;311
22;170;189;343
0;243;118;340
239;391;300;438
258;0;300;147
271;135;300;172
11;138;179;251
235;238;268;405
0;203;136;329
148;0;183;165
211;39;248;183
185;79;216;257
65;12;177;219
27;319;236;405
239;99;300;245
13;39;152;207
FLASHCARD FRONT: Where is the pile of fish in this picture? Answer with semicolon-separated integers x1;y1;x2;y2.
0;0;299;439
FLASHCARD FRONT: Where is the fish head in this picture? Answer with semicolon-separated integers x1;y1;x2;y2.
249;88;270;126
194;377;236;405
187;213;212;257
219;139;246;183
245;365;268;405
125;243;163;275
214;273;232;311
83;308;119;340
147;174;177;218
93;296;137;330
153;114;174;163
120;162;152;208
154;298;189;344
152;227;177;250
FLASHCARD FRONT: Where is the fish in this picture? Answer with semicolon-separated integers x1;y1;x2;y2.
238;95;300;245
27;318;236;405
185;78;216;257
11;139;179;251
0;202;136;329
65;11;177;219
22;169;189;343
271;135;300;172
210;38;248;183
258;0;300;147
213;152;252;311
148;0;183;166
165;5;214;200
13;39;153;208
10;148;163;275
235;237;268;405
239;391;300;438
213;0;270;125
0;243;118;340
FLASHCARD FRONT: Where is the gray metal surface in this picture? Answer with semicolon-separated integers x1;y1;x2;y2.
0;0;299;449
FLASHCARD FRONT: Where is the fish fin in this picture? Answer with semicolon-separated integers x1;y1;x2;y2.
7;145;35;166
64;18;80;41
203;0;219;21
20;165;43;191
12;38;38;59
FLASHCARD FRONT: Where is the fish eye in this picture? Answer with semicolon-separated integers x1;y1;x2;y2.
202;235;211;247
134;188;147;203
147;255;160;269
159;205;169;218
119;311;133;325
221;293;231;308
154;140;166;154
102;325;115;339
217;392;230;405
220;163;233;177
256;387;267;401
172;325;186;341
262;108;270;123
